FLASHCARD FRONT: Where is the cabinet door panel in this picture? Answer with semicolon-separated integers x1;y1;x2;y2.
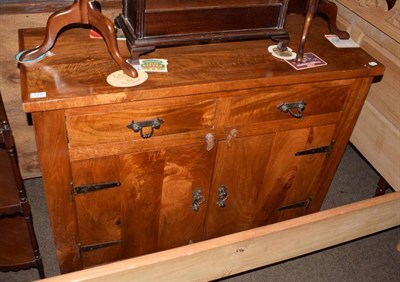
71;156;122;268
119;143;215;258
204;124;336;239
257;124;337;224
204;134;275;239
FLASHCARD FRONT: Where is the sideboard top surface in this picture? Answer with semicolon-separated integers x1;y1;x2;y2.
19;14;384;112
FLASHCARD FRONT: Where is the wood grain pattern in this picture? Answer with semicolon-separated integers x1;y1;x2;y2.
19;15;385;273
66;99;216;147
32;110;81;273
19;16;384;113
227;80;350;126
119;143;215;258
204;134;275;239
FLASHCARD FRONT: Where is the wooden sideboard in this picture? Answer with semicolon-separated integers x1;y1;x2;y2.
19;15;385;274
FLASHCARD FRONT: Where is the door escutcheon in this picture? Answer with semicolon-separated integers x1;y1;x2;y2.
217;185;228;208
192;188;205;212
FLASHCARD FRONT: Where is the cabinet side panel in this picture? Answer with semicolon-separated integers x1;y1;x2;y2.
32;110;80;273
310;77;375;212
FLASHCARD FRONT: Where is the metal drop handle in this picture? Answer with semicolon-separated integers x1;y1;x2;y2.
192;188;205;212
127;117;164;139
217;185;228;208
277;101;306;118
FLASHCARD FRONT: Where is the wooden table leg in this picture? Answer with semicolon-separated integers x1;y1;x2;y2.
296;0;350;63
19;0;138;78
296;0;319;63
318;0;350;39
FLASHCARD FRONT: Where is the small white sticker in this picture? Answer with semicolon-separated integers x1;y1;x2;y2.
30;92;47;98
368;61;378;66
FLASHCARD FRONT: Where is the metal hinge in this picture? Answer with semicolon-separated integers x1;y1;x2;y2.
71;181;121;195
79;240;122;255
295;140;335;156
277;197;312;211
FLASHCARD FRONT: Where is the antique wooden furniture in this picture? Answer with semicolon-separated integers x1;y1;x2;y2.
116;0;349;63
116;0;291;62
18;0;138;78
19;14;384;274
0;92;45;279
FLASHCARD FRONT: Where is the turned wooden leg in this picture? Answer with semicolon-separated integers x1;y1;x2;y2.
20;1;81;61
318;0;350;39
20;0;138;78
88;1;138;78
296;0;319;63
374;177;392;196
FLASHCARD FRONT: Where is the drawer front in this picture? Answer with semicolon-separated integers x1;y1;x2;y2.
227;80;351;126
66;99;217;147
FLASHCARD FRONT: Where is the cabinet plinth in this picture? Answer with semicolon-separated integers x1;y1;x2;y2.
19;15;384;273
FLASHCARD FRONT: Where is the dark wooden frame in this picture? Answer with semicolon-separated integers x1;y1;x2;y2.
0;92;45;279
115;0;292;63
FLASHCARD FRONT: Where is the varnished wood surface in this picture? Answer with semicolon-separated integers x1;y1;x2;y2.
18;12;385;274
19;14;384;113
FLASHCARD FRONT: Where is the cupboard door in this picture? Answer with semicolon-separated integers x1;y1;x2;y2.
71;156;122;268
204;124;336;239
259;124;337;225
204;133;275;239
72;142;215;267
119;142;216;258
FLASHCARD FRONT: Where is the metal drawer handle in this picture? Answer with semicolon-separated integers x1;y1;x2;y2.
192;188;205;212
127;117;164;139
217;185;228;208
277;101;306;118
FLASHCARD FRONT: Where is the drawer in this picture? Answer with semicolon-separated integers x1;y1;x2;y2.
227;80;351;126
66;99;217;147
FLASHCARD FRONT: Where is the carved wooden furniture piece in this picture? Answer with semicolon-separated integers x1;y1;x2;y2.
116;0;291;63
19;0;138;78
19;15;384;274
116;0;350;63
0;92;45;279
